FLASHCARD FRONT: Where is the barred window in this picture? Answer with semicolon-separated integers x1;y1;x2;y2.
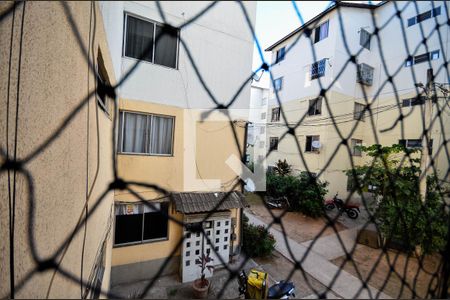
407;6;441;27
405;50;440;67
356;63;374;86
308;97;322;116
311;59;326;80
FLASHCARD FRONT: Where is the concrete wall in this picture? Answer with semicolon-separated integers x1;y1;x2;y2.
0;2;116;298
266;1;450;198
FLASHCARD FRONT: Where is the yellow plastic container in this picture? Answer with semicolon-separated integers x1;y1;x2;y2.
246;269;268;299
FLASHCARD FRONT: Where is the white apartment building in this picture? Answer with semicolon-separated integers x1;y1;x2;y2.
100;2;256;284
265;1;449;198
247;84;269;167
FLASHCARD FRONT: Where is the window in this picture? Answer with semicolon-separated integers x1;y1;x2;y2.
314;20;329;43
311;59;326;80
124;14;179;68
357;63;374;86
351;139;363;156
118;111;174;155
359;28;370;50
96;51;110;115
269;137;279;151
261;112;266;120
407;6;441;27
259;126;265;134
305;135;320;153
271;107;281;122
399;139;433;153
275;46;286;63
308;97;322;116
114;202;169;246
402;96;425;107
274;77;283;91
354;103;365;121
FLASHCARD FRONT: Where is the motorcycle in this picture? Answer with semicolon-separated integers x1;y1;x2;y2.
264;196;290;209
238;269;296;299
324;193;360;219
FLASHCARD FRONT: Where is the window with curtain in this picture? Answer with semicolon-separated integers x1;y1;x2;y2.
119;111;174;155
271;107;280;122
124;14;179;68
305;135;320;152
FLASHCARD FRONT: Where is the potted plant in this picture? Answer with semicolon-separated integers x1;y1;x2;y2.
192;253;214;299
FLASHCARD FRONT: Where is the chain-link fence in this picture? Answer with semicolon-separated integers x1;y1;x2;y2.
1;1;449;299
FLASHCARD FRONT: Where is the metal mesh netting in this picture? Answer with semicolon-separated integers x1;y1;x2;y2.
1;1;449;299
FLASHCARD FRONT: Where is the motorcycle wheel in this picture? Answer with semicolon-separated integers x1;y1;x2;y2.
325;203;335;211
346;209;358;219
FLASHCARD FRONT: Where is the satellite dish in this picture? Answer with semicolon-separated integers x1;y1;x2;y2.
312;141;321;149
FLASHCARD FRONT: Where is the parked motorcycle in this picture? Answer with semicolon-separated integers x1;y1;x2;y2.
324;193;360;219
264;196;290;209
238;269;295;299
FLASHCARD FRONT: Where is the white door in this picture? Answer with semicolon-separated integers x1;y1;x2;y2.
181;218;231;282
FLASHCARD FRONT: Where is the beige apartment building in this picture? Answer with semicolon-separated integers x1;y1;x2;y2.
264;1;449;198
0;2;116;298
100;2;256;284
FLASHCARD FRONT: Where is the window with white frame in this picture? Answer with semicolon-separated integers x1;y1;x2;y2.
314;20;329;43
259;126;265;134
271;107;280;122
356;63;374;86
399;139;433;153
261;112;266;120
275;46;286;63
354;102;366;121
118;111;174;155
407;6;441;27
305;135;320;153
402;96;425;107
359;28;370;50
308;97;322;116
351;139;363;156
311;59;326;80
114;202;169;246
274;77;283;91
405;50;440;67
124;14;179;69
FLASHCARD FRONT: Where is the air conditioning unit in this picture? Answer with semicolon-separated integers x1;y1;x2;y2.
357;63;374;86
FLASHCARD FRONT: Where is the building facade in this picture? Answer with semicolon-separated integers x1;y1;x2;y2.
100;1;256;284
247;85;269;169
265;1;449;199
0;2;116;298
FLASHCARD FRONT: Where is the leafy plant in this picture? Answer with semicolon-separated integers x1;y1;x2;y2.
273;159;292;176
266;170;328;218
242;214;276;257
195;253;214;287
345;144;448;254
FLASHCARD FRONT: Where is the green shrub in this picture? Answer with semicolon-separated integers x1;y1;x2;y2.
346;144;448;254
242;215;276;257
266;171;328;218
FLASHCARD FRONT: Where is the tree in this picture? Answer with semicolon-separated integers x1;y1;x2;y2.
273;159;292;176
345;144;448;253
